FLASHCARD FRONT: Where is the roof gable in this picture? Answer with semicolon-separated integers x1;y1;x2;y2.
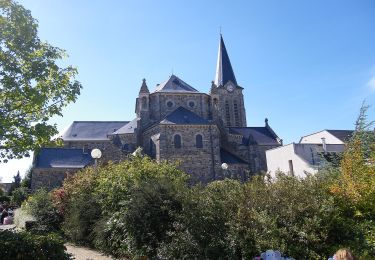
160;107;209;125
112;118;138;135
60;121;128;141
326;130;354;142
154;75;200;93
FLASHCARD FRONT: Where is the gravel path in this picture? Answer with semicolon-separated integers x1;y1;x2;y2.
65;243;114;260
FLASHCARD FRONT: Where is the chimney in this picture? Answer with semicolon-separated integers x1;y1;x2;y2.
321;137;327;153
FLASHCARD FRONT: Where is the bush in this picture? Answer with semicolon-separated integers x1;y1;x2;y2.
22;188;62;232
11;186;29;206
0;195;11;203
0;230;71;259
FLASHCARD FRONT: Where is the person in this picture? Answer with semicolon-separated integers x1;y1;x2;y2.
1;206;9;224
333;248;355;260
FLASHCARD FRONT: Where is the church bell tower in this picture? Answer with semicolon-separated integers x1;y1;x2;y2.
210;35;247;127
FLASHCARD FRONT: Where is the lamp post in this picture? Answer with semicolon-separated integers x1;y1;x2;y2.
221;163;230;179
91;148;102;169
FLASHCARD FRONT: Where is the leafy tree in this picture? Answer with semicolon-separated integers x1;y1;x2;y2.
0;0;81;162
329;103;375;256
10;185;28;206
20;166;32;188
8;170;21;195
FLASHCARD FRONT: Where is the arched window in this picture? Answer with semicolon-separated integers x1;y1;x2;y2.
142;97;147;109
174;134;181;149
233;100;240;126
196;134;203;148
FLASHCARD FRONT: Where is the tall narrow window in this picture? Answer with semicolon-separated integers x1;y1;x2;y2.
225;100;231;126
149;138;156;158
142;97;147;109
174;134;181;149
196;134;203;148
233;101;240;126
288;160;294;175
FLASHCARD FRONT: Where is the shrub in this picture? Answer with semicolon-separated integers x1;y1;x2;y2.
11;186;29;206
0;230;71;259
59;167;101;245
0;195;11;203
92;157;189;258
22;188;62;232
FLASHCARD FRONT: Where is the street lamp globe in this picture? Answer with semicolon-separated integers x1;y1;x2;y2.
91;148;102;159
221;163;229;170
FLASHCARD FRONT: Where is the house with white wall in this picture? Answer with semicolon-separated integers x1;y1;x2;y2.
266;130;353;178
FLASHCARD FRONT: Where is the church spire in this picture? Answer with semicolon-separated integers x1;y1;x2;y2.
139;78;150;94
214;34;237;87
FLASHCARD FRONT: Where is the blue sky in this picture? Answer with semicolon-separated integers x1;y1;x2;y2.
1;0;375;182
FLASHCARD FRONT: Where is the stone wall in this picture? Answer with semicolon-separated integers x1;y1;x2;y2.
148;93;211;123
64;140;126;162
159;124;221;183
31;168;79;191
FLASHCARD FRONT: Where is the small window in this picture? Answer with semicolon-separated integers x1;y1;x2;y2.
188;101;195;108
83;144;89;154
166;100;174;108
288;160;294;175
174;134;181;149
196;134;203;148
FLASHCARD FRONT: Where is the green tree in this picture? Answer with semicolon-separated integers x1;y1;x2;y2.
10;185;28;205
20;166;32;188
0;0;81;162
8;170;21;195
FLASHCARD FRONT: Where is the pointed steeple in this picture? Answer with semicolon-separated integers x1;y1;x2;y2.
139;78;150;94
214;34;237;87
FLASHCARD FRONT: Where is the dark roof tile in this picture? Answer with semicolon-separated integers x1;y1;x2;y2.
160;107;209;125
154;75;200;93
60;121;128;141
35;148;93;169
229;127;280;145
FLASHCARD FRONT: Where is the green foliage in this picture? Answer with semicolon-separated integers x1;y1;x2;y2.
10;186;28;206
0;0;82;162
0;195;10;203
8;171;21;195
0;230;71;259
21;167;32;188
158;179;243;259
23;188;62;232
329;103;375;256
55;132;374;259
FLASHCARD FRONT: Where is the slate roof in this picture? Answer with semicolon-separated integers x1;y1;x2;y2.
229;127;280;145
214;35;237;86
111;118;138;135
160;107;210;125
326;130;354;142
34;148;93;168
154;75;200;93
220;149;247;164
60;121;128;141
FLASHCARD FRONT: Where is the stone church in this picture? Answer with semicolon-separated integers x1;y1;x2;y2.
31;35;282;190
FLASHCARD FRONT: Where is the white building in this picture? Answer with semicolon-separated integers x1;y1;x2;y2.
266;130;353;178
